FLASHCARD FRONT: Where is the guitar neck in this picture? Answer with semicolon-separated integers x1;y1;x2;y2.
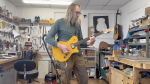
74;31;103;46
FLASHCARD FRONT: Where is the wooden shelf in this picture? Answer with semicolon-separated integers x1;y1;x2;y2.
110;66;133;79
84;56;95;58
0;13;53;25
0;13;5;17
20;22;32;24
86;66;96;67
34;22;53;25
0;13;19;23
129;25;150;33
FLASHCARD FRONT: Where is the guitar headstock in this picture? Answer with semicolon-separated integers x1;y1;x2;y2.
102;28;114;34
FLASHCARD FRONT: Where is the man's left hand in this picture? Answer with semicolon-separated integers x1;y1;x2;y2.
88;35;96;46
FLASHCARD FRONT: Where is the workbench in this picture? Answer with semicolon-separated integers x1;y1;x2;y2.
106;56;150;84
0;57;22;84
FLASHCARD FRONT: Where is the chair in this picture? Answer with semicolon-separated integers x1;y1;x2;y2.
14;59;39;84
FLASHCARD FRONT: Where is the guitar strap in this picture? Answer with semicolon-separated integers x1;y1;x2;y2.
75;24;78;37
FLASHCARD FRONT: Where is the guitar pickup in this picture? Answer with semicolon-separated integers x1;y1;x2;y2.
70;43;75;49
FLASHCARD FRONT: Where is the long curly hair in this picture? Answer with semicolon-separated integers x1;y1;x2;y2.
64;3;80;28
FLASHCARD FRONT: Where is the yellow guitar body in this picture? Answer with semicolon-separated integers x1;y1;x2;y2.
52;36;79;62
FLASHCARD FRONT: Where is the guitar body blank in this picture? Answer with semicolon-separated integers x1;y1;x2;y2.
113;24;122;40
52;36;79;62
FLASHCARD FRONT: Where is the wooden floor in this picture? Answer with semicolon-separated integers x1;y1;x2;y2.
31;78;107;84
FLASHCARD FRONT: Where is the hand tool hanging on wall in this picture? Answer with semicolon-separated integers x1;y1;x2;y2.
43;26;44;37
39;43;45;50
13;25;15;30
44;26;47;35
2;21;5;28
40;36;41;44
30;26;32;35
0;21;1;29
39;26;42;33
28;27;29;33
32;39;36;47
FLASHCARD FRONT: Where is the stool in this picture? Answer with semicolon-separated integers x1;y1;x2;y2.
45;72;56;84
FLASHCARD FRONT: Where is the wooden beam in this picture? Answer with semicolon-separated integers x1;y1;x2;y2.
110;66;133;79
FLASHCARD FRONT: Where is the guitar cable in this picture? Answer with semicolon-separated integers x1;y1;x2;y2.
42;34;61;84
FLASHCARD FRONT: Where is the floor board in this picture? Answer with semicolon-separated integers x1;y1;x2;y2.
31;78;107;84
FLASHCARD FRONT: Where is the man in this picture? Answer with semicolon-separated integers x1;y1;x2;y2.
45;3;96;84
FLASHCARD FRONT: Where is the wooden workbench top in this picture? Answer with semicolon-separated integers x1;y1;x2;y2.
106;56;150;69
0;57;22;65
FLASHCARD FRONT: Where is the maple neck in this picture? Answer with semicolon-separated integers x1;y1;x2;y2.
74;31;103;46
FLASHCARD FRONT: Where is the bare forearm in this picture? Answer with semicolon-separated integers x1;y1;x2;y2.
87;42;94;46
57;43;62;48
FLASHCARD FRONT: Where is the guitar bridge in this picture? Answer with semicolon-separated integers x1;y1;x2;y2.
70;43;75;49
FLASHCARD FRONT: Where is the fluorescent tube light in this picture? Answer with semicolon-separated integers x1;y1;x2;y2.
23;0;72;5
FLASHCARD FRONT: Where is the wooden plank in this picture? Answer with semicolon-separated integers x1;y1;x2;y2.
107;56;114;61
143;62;150;69
110;66;133;79
124;76;133;84
111;69;116;84
140;78;150;84
114;57;143;68
117;55;150;61
0;57;21;65
0;60;16;71
109;61;113;84
115;72;124;84
15;70;17;84
133;67;140;84
36;54;41;70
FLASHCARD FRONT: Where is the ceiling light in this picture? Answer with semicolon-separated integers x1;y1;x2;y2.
23;0;72;5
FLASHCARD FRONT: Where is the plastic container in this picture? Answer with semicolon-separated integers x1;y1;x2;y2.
49;18;54;24
87;70;90;75
90;68;95;76
13;45;16;53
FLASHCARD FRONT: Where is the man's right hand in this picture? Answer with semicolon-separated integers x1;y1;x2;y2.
57;43;70;54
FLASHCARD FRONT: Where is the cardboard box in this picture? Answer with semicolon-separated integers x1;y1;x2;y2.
145;6;150;16
142;17;150;27
82;49;85;56
40;20;49;23
141;50;150;58
86;61;96;67
113;50;122;57
13;16;20;22
119;65;126;69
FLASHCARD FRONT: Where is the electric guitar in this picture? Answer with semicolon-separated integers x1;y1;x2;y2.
52;29;113;62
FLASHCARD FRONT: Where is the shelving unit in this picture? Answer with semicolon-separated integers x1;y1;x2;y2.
81;48;97;78
0;13;53;26
127;25;150;58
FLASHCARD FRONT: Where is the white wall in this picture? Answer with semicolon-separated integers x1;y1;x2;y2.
16;7;66;22
16;7;116;49
119;0;150;39
0;0;17;16
81;10;116;48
